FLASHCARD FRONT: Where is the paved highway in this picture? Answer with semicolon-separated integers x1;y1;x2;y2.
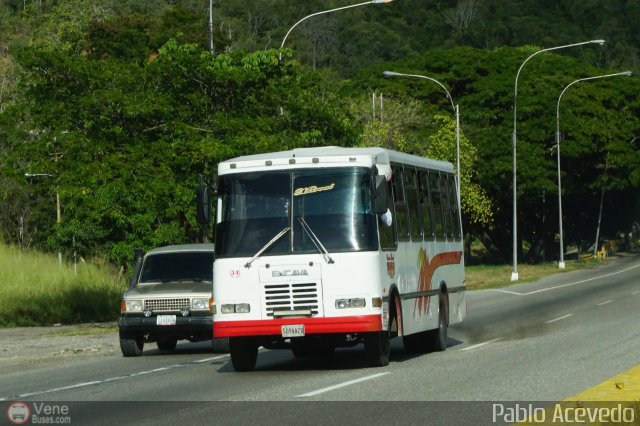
2;254;639;425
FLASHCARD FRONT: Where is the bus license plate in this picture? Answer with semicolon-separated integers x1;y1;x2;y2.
156;315;176;326
281;324;305;337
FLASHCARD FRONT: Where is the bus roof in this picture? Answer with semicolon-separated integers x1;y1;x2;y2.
218;146;454;174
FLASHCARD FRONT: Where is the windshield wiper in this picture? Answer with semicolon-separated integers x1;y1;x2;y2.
298;217;334;264
244;226;291;268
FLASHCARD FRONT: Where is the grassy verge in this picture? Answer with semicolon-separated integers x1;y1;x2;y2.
0;243;127;327
48;324;119;336
465;257;603;290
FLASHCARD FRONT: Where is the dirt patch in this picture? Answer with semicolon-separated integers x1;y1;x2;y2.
0;322;119;374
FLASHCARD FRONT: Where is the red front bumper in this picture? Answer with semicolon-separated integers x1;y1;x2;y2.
214;315;382;338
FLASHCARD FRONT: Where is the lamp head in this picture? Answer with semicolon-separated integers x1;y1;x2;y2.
621;71;633;76
590;39;606;45
372;0;394;3
382;71;402;77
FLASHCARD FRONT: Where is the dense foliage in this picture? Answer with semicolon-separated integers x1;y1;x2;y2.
0;0;638;267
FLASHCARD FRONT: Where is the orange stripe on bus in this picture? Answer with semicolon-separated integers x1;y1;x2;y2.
415;250;462;317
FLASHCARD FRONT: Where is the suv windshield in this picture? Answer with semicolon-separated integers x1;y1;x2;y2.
215;167;378;258
139;252;214;283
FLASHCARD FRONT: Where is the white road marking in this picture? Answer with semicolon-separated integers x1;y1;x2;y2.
545;314;573;324
460;337;502;351
632;290;640;295
0;354;229;401
596;300;613;306
492;263;640;296
296;372;390;398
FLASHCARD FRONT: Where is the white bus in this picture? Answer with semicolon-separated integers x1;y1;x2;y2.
212;147;466;371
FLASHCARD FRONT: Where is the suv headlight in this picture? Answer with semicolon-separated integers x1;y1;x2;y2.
125;300;143;312
192;297;209;310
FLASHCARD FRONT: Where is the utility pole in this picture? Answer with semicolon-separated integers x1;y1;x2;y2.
209;0;215;54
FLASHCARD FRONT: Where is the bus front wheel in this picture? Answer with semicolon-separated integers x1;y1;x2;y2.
229;337;258;372
364;331;390;367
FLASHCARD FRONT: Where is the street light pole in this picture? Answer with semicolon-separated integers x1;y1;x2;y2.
279;0;394;60
25;172;61;265
555;70;632;268
382;70;461;206
511;39;605;281
208;0;215;55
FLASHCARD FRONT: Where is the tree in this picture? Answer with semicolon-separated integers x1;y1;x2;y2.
1;41;354;265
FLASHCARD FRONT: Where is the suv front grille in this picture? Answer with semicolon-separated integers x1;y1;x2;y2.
264;283;318;317
145;298;190;312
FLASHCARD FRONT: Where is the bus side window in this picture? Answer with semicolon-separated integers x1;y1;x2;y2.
405;167;422;241
429;171;445;239
419;170;434;240
392;165;410;242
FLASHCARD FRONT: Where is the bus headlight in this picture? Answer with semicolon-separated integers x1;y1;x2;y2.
335;298;366;309
221;303;251;314
235;303;251;313
221;304;235;314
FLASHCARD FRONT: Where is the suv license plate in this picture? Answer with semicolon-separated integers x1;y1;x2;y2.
281;324;305;337
157;315;177;326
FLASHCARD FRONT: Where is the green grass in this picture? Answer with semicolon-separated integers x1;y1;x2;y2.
0;241;611;327
465;258;602;290
0;243;127;327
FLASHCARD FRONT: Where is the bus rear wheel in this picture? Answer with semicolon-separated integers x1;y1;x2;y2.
229;337;258;372
428;294;448;352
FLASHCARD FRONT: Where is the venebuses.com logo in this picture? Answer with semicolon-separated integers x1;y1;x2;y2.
6;401;71;424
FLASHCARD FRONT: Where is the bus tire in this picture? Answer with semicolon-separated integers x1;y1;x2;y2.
429;294;448;352
364;330;390;367
229;337;258;372
120;335;144;357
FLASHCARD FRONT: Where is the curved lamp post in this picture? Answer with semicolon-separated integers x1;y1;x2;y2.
511;39;605;281
555;70;632;269
382;71;461;207
279;0;394;60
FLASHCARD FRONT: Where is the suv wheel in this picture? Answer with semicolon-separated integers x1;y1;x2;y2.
157;338;178;351
120;335;144;357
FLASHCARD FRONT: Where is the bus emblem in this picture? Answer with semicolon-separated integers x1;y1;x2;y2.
272;269;309;277
386;254;395;278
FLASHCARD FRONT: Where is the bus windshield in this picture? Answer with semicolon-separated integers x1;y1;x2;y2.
215;167;379;258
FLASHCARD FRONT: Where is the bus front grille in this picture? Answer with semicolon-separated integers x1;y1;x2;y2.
264;283;319;317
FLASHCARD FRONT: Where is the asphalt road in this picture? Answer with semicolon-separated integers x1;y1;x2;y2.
1;254;639;425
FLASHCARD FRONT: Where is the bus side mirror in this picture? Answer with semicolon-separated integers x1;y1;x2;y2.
196;185;210;225
373;175;388;215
